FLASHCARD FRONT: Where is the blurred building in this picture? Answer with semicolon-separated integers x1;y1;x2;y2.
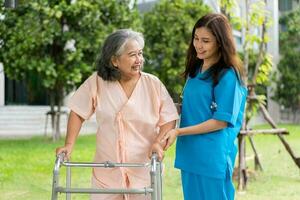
279;0;300;13
277;0;300;123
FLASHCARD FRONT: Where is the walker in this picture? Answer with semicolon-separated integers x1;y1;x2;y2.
51;153;163;200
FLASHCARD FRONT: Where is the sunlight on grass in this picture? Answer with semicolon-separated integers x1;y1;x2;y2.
0;124;299;200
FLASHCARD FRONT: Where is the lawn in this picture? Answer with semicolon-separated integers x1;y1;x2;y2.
0;124;299;200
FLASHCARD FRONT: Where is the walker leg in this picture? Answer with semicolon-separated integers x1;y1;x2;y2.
157;162;162;200
151;156;158;200
66;165;71;200
51;170;59;200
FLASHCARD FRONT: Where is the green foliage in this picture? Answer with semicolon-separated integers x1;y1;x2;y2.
273;51;300;110
0;0;142;95
279;8;300;51
273;8;300;111
0;0;142;138
240;51;272;89
243;1;271;53
245;94;266;122
142;0;210;101
221;0;273;85
256;54;272;85
218;0;242;30
239;50;271;121
220;0;273;120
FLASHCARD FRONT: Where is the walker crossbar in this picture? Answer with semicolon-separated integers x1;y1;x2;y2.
51;152;162;200
55;187;154;194
62;161;150;168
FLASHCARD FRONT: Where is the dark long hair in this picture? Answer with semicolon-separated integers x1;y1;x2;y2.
184;13;245;85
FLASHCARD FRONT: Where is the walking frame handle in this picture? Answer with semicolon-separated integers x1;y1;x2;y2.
55;152;158;168
54;152;66;172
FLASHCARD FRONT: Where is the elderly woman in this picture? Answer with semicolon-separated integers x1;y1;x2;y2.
56;29;179;200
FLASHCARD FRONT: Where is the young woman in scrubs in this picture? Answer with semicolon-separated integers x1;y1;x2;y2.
56;29;179;200
162;13;247;200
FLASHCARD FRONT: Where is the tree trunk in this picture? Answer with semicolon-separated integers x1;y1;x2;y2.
252;10;267;84
292;109;297;124
242;0;249;82
49;90;56;141
53;86;63;141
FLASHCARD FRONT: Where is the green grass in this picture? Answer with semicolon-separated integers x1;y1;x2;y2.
235;124;300;200
0;124;299;200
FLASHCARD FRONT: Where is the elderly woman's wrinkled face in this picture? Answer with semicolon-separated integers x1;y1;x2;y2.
112;39;144;79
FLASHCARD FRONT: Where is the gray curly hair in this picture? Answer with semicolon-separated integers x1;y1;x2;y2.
96;29;145;81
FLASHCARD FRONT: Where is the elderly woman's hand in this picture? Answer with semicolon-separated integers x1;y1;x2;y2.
149;142;165;161
55;143;73;160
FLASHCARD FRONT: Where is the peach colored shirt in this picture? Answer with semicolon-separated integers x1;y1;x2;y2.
68;72;179;192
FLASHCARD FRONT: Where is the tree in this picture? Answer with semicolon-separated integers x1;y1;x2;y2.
0;0;142;140
220;0;277;190
273;8;300;122
220;0;273;122
142;0;210;101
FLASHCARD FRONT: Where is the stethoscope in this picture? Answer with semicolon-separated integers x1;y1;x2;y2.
181;79;218;112
210;101;217;112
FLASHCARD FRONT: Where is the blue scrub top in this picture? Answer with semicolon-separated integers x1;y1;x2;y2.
175;67;247;179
